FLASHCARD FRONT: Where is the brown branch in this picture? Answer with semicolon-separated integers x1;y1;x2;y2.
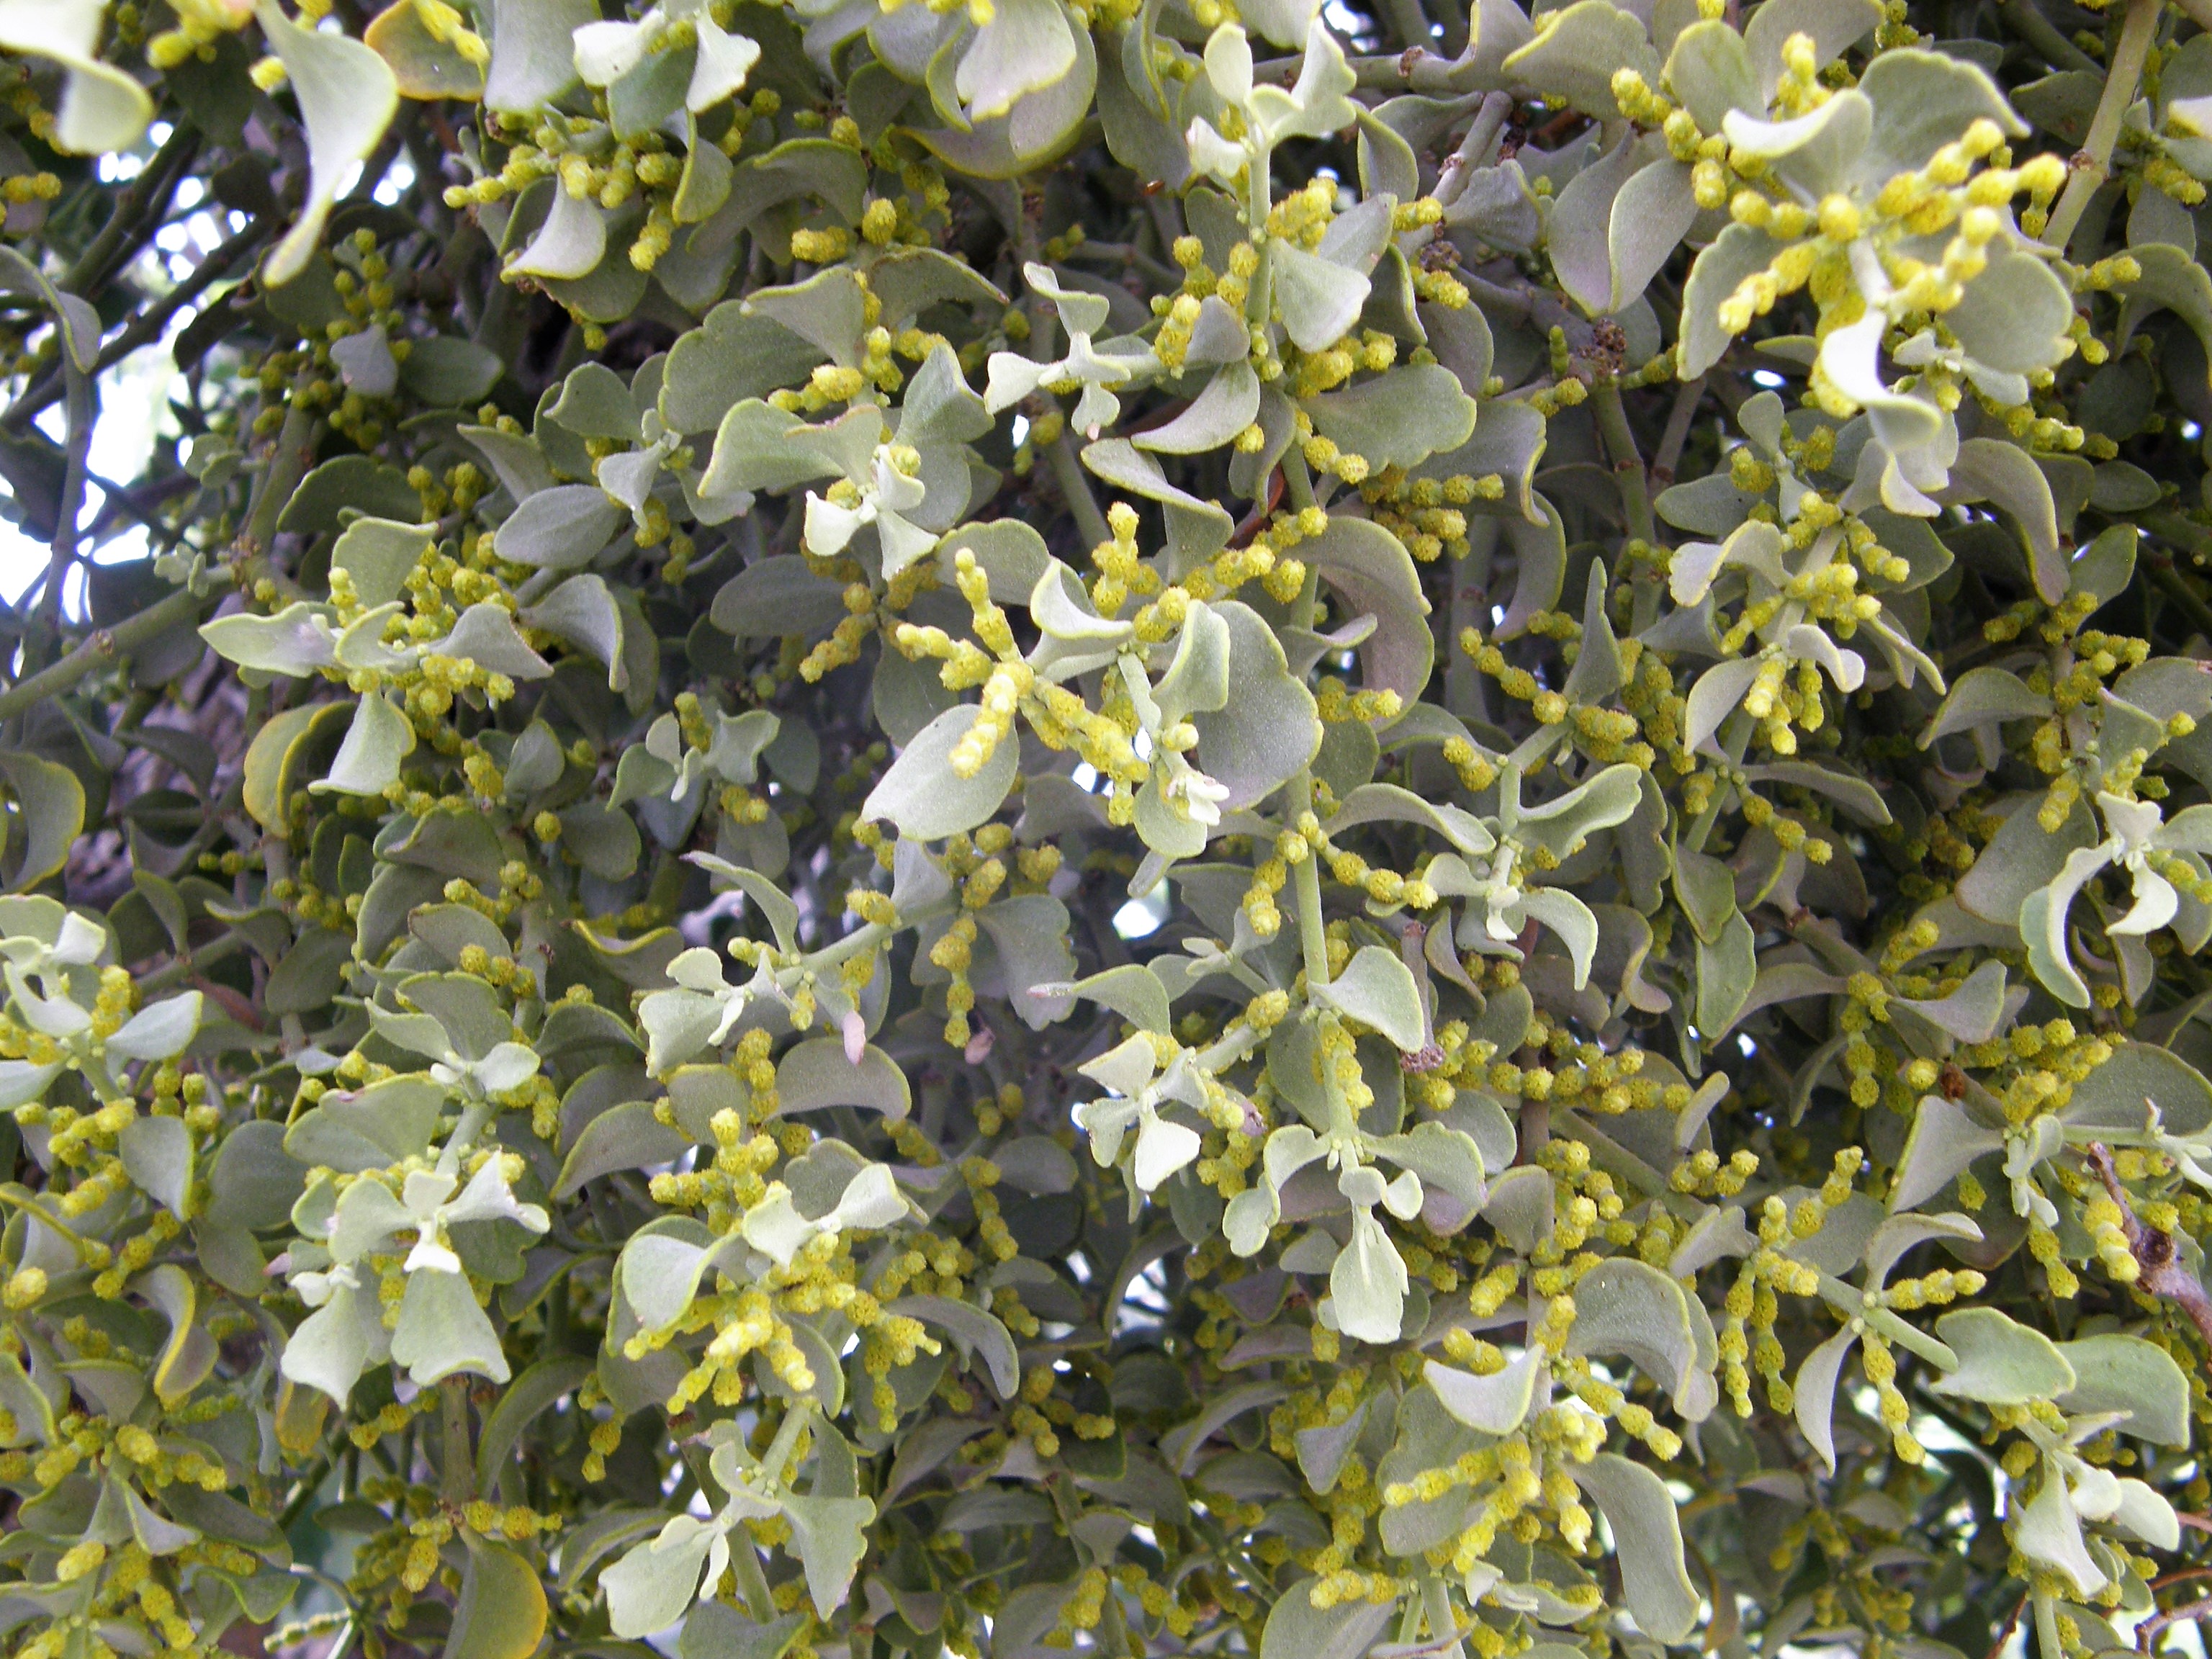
2084;1142;2212;1350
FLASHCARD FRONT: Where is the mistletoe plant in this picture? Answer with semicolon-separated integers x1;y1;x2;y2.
12;2;2212;1659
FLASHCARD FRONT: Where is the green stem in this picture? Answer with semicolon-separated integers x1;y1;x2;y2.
243;372;321;559
1996;0;2103;73
1606;369;1674;629
441;1378;475;1507
1591;378;1656;547
0;564;216;724
35;362;93;655
61;123;199;298
1683;712;1752;855
1286;559;1330;992
1377;0;1433;55
2043;0;2161;252
2142;542;2212;641
1046;433;1112;550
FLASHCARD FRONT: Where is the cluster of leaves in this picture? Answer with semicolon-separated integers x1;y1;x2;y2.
14;1;2212;1659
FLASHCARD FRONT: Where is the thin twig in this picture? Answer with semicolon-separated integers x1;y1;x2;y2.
62;124;200;299
38;363;93;646
1983;1592;2028;1659
5;217;264;433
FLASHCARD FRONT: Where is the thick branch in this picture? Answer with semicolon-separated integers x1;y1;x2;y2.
0;580;220;723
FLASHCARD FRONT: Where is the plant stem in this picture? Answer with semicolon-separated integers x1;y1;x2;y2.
243;372;320;558
1287;557;1331;992
0;580;222;723
2043;0;2161;253
1996;0;2101;73
1683;713;1752;854
6;218;264;433
1046;433;1112;549
36;363;93;651
62;123;199;298
1590;379;1655;546
1649;373;1707;485
441;1377;475;1507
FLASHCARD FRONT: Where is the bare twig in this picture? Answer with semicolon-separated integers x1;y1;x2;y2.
1983;1593;2028;1659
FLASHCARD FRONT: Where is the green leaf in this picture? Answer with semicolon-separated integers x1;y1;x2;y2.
1272;241;1372;354
523;575;630;692
1300;364;1477;472
1258;1578;1397;1659
684;1607;809;1659
495;485;626;572
1948;244;2075;378
781;1493;875;1617
775;1038;912;1119
1424;1349;1543;1435
1313;946;1426;1052
1299;516;1433;703
331;518;433;610
1501;0;1662;120
2019;842;2114;1007
2119;241;2212;384
120;1115;192;1217
1136;362;1261;455
603;1517;717;1637
861;705;1018;842
1663;20;1757;132
255;1;400;287
2055;1334;2193;1447
483;0;594;112
1793;1328;1857;1474
390;1267;512;1387
1329;1205;1408;1344
620;1231;715;1333
1044;964;1174;1034
2062;1040;2212;1136
280;1278;387;1405
199;603;338;678
2015;1458;2105;1597
888;1295;1019;1397
0;1;153;155
1566;1257;1701;1405
508;183;607;282
444;1529;549;1659
0;752;85;891
1694;912;1757;1038
1569;1454;1700;1643
1889;1095;2006;1213
1955;795;2095;927
1518;887;1601;990
554;1100;691;1198
1920;665;2054;747
310;693;416;798
1928;1307;2076;1405
1942;438;2066;605
1677;222;1773;378
1857;46;2024;181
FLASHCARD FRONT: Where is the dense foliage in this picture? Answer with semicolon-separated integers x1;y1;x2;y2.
12;1;2212;1658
